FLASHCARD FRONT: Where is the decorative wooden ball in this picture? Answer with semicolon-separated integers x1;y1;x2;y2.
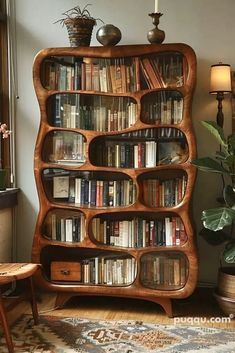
96;24;122;46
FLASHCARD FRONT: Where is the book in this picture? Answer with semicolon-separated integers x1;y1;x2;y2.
141;57;163;89
53;176;69;198
65;218;73;242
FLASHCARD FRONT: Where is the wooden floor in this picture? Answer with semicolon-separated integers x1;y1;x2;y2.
5;287;235;329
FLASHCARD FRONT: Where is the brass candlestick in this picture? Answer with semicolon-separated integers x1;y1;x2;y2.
147;13;165;44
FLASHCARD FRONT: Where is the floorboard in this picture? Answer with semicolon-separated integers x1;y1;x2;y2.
3;287;235;329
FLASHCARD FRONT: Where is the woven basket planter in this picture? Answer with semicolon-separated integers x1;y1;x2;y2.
64;18;96;47
218;267;235;299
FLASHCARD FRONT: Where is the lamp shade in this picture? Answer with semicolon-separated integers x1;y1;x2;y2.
210;63;232;94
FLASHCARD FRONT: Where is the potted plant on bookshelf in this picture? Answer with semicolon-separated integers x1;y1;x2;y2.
54;4;103;47
191;121;235;315
0;123;11;190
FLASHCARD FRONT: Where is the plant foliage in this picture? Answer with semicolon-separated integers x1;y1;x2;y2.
54;4;103;26
191;121;235;263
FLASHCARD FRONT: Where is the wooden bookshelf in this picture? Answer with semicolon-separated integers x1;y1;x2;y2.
32;44;197;317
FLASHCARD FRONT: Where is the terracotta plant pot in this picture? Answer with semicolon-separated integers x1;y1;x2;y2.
64;18;96;47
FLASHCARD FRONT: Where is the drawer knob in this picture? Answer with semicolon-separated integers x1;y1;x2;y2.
60;269;70;276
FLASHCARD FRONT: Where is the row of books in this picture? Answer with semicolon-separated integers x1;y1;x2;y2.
120;127;184;139
52;176;136;206
50;132;86;165
50;172;187;208
49;214;85;242
142;95;183;125
141;255;188;287
104;141;157;168
81;257;136;285
98;139;188;168
48;128;186;167
92;217;186;248
140;55;184;89
50;255;187;287
53;94;137;131
51;93;183;130
143;176;187;207
73;178;135;207
43;53;184;93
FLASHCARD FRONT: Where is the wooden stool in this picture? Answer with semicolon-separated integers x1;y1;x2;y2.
0;263;40;353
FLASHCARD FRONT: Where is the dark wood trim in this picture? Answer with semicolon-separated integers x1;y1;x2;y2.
0;188;19;209
0;0;10;184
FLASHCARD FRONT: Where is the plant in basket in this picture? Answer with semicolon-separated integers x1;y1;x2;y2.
54;3;103;47
191;121;235;315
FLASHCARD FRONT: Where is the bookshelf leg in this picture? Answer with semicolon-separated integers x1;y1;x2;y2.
151;297;173;317
55;292;76;308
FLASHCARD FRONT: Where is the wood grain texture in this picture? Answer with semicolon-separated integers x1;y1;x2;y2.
32;44;198;317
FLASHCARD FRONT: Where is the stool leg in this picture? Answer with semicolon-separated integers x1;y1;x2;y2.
0;292;14;353
28;277;39;325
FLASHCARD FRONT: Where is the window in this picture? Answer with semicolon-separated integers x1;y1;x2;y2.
0;0;15;187
0;1;9;174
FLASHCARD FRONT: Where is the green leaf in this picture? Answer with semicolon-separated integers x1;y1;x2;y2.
225;155;235;171
215;151;227;161
199;227;231;245
201;121;226;147
216;151;227;159
224;185;235;207
201;207;235;231
228;134;235;153
191;157;229;174
223;241;235;263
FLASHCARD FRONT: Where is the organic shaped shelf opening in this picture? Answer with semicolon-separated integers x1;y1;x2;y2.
91;211;187;248
42;130;86;166
90;127;188;168
41;246;137;286
141;90;183;125
47;93;137;131
140;251;189;290
42;169;136;208
42;208;85;243
139;168;187;208
41;51;186;93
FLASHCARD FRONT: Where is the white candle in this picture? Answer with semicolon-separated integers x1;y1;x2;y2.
155;0;159;12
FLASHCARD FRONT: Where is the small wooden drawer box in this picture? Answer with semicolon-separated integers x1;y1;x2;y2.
51;261;81;282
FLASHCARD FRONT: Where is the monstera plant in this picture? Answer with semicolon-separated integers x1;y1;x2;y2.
191;121;235;264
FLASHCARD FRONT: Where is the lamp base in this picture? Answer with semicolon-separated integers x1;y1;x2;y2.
216;92;224;128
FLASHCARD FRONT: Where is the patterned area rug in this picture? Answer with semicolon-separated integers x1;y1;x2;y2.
0;315;235;353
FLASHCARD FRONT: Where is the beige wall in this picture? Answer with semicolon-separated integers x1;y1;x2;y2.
14;0;235;285
0;208;13;261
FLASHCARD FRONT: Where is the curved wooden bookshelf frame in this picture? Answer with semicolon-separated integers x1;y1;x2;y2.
32;44;197;317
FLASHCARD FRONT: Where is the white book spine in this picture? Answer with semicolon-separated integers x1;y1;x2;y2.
65;218;73;242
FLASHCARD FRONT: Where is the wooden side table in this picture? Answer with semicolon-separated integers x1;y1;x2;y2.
0;263;40;353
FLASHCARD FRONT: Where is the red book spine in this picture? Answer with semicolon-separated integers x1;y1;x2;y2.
180;221;187;244
172;217;176;246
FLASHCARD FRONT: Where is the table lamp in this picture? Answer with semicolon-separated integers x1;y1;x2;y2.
210;63;232;128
